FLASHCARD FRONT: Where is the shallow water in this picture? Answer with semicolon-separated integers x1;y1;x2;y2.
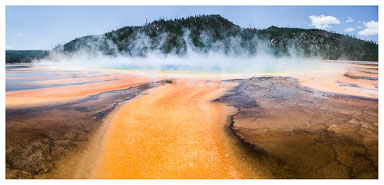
5;61;378;179
6;79;168;179
6;64;111;91
109;59;326;74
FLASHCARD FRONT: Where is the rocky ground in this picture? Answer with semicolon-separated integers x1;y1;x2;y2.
6;80;170;179
215;76;378;178
5;62;378;179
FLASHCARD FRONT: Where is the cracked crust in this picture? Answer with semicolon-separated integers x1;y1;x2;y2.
216;76;377;178
6;80;170;179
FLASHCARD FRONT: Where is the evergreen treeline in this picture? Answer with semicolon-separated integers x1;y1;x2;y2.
57;15;378;61
6;50;48;63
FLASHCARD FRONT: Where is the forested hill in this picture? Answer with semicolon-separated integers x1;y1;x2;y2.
57;14;378;61
6;50;48;63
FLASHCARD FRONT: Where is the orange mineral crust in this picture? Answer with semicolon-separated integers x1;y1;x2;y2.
216;76;378;178
6;73;155;108
5;60;378;179
91;79;263;179
281;63;378;99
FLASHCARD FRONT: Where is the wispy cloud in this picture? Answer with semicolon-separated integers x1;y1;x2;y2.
6;45;13;49
346;16;354;23
309;15;340;29
358;20;378;36
344;27;355;32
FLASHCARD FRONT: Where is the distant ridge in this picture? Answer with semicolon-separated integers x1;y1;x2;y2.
6;50;48;63
55;14;378;61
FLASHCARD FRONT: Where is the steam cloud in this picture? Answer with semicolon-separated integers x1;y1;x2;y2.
36;28;324;74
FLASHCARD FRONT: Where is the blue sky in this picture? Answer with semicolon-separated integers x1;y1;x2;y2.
6;6;378;50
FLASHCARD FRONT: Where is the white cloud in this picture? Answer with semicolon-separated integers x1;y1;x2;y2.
309;15;340;29
357;25;364;29
344;27;355;32
346;16;354;23
6;45;13;49
14;33;23;37
358;20;378;36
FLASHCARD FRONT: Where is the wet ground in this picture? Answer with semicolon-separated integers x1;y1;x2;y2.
291;62;378;99
6;80;170;179
5;62;378;179
6;65;154;108
215;76;378;178
6;64;111;91
89;79;297;179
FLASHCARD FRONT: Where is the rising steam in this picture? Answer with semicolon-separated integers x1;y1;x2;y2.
36;26;325;74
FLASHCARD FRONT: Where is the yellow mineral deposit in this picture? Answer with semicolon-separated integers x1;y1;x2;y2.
91;79;262;178
5;60;378;179
6;73;153;108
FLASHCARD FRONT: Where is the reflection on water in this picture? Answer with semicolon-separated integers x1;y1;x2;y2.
6;64;110;91
6;60;322;92
5;61;378;179
6;64;33;70
7;80;110;91
109;59;325;74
